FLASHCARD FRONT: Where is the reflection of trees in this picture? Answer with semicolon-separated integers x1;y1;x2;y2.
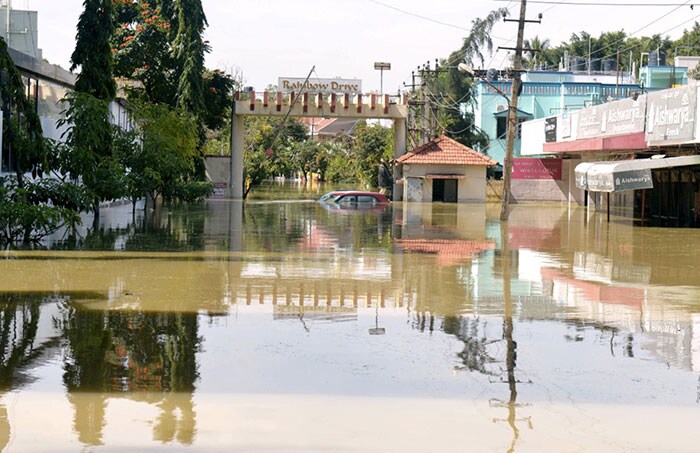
0;294;53;451
57;304;201;446
443;316;499;375
50;204;209;252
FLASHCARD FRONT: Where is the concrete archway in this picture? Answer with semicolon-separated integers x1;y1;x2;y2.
227;91;409;200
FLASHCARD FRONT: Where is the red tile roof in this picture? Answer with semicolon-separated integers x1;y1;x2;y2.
396;134;497;166
395;239;496;266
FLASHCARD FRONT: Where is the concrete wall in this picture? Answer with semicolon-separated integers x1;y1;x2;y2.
402;164;488;202
204;156;231;198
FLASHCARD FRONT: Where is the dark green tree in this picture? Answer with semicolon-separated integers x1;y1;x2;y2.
69;0;120;222
352;121;393;188
70;0;116;100
173;0;208;116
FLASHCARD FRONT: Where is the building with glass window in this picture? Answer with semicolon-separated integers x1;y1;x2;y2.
0;47;75;174
470;70;642;178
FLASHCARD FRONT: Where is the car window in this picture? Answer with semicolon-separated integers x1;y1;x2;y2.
357;195;377;204
337;195;357;204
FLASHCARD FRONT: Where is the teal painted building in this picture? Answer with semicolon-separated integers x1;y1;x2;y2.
471;71;642;173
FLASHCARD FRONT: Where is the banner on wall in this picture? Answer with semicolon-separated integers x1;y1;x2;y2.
512;158;562;180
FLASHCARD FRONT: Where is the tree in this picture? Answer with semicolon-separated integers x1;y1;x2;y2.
118;102;207;211
522;36;551;70
242;116;307;197
0;38;91;245
69;0;120;222
172;0;208;117
460;8;510;68
71;0;116;100
352;121;393;188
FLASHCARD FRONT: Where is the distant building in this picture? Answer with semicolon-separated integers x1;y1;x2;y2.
0;5;42;59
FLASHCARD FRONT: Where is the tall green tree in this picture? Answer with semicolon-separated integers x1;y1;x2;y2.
70;0;116;100
69;0;120;221
173;0;208;116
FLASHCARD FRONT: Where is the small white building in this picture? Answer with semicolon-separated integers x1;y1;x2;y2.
396;135;497;203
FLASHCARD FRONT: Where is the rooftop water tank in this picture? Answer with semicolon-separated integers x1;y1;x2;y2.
571;56;586;72
649;49;666;66
602;58;617;72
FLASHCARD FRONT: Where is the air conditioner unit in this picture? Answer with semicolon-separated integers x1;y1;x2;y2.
496;104;507;112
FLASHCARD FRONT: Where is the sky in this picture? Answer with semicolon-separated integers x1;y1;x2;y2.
19;0;700;93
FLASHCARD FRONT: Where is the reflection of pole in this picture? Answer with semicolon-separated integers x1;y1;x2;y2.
501;222;519;451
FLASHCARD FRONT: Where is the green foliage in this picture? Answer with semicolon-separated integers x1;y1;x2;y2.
202;69;235;130
71;0;117;100
112;0;176;104
57;92;124;204
461;8;510;68
352;121;393;188
0;176;92;246
242;116;308;195
0;38;46;180
173;0;209;116
118;101;200;207
171;180;214;202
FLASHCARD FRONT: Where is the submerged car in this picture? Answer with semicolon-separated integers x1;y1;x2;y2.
318;191;390;210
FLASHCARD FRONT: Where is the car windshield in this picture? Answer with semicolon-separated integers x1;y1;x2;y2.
319;192;343;202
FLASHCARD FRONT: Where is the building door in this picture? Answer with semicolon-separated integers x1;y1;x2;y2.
433;179;458;203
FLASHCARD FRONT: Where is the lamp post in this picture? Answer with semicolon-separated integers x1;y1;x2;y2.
458;63;520;221
374;62;391;96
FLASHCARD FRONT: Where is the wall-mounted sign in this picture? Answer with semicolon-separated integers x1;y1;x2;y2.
646;84;696;145
577;96;647;139
512;158;562;180
277;77;362;94
545;117;557;142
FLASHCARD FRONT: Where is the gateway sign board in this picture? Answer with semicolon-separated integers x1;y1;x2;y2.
278;77;362;94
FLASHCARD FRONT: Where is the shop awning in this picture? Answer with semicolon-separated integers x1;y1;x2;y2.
575;155;700;192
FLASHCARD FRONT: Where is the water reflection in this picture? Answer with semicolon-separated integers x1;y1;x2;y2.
1;191;700;450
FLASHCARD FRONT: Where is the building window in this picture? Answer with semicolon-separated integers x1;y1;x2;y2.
496;117;526;139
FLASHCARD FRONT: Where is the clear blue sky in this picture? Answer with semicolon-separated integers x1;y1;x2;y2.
26;0;700;92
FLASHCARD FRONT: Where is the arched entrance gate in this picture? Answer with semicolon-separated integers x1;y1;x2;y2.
225;88;409;199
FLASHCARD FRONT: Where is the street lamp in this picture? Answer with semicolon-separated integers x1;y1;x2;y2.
374;61;391;96
459;63;521;221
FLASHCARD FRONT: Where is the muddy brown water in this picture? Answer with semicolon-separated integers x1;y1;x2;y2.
1;186;699;451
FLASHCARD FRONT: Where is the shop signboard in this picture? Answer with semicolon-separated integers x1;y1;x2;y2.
577;168;653;192
512;158;562;180
577;96;647;139
545;117;557;142
646;84;697;145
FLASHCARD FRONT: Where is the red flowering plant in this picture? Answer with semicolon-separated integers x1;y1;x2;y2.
111;0;177;104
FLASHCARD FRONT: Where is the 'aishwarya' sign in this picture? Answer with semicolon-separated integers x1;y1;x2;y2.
512;158;562;180
646;84;697;145
577;95;647;139
278;77;362;94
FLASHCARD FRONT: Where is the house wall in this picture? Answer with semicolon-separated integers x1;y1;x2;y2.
402;164;488;203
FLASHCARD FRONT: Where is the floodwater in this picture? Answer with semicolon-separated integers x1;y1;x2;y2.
1;182;700;452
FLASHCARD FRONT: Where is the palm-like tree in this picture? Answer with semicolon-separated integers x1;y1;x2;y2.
523;35;551;70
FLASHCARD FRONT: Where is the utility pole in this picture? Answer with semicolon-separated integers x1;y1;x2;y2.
498;0;538;222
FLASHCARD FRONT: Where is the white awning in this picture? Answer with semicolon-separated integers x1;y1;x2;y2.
575;155;700;192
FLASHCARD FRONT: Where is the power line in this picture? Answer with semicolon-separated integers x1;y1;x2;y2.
494;0;698;6
367;0;508;39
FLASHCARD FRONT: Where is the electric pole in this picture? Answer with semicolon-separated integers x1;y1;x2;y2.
499;0;538;222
